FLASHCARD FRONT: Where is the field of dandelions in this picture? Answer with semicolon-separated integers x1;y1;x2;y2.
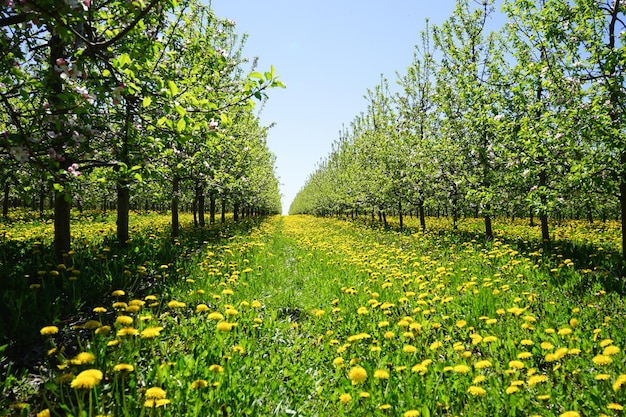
1;211;625;417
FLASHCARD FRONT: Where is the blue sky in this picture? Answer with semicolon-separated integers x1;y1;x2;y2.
210;1;462;214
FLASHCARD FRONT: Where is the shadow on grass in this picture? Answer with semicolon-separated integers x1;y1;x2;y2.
0;215;267;372
350;216;626;297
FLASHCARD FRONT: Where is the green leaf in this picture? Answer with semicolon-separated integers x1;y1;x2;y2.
249;72;264;80
175;104;186;117
176;117;186;132
118;53;131;68
168;80;179;96
157;116;168;127
134;173;143;182
53;183;64;192
142;97;152;108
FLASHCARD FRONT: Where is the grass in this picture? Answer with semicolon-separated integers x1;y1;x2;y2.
1;212;625;416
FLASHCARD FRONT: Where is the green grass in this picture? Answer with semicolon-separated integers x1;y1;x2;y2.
1;212;625;416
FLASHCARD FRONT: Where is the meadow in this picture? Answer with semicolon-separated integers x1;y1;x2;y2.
1;212;625;417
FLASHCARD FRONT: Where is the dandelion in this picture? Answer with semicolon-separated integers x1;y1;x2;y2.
613;374;626;391
509;360;525;370
474;360;492;369
603;345;620;356
379;404;392;410
83;320;101;330
191;379;208;389
559;412;580;417
196;304;210;312
429;341;442;350
73;352;96;365
208;312;225;321
36;409;51;417
528;374;548;387
117;327;139;337
145;387;167;399
467;386;487;396
144;399;171;408
592;355;612;365
608;403;624;410
95;325;111;335
339;393;352;403
216;322;236;331
374;369;390;380
167;300;186;308
251;300;262;308
453;364;471;373
404;410;420;417
70;369;103;389
348;366;367;384
111;290;125;297
403;345;418;353
40;326;59;336
140;327;163;339
595;373;610;380
506;386;520;394
384;331;395;339
209;364;224;373
116;315;134;326
93;307;107;313
333;357;344;366
113;363;134;372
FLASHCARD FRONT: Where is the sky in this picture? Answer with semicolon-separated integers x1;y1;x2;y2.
209;1;462;214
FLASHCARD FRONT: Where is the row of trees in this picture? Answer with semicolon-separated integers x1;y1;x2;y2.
0;0;284;259
289;0;626;257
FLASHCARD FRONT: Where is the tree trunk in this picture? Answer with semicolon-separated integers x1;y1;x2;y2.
2;181;9;218
116;183;130;243
621;154;626;260
233;202;239;222
398;200;403;229
221;198;226;224
198;187;205;227
54;189;71;262
539;170;550;244
419;200;426;231
484;215;493;240
171;176;180;239
209;192;216;224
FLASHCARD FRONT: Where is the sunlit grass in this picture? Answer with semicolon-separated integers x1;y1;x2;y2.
1;212;625;416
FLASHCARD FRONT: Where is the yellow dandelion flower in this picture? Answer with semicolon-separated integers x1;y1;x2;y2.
473;375;486;384
167;300;186;308
112;302;128;310
509;360;525;370
70;369;103;389
144;399;171;408
520;339;534;346
225;308;239;316
608;403;624;410
540;342;554;350
467;386;487;396
559;412;580;417
83;320;101;330
453;364;471;373
36;409;51;417
601;339;614;347
474;360;492;369
595;373;610;380
613;374;626;391
208;312;225;321
93;307;107;313
140;326;163;339
404;345;418;353
384;331;395;339
592;355;612;365
113;363;134;372
412;364;428;374
95;325;111;335
216;322;236;331
359;391;370;398
557;328;572;336
404;410;420;417
116;315;134;326
537;394;551;400
339;393;352;404
348;366;367;384
145;387;167;399
117;327;139;337
429;341;442;350
457;320;467;328
357;306;368;315
73;352;95;365
603;345;620;356
40;326;59;336
379;404;392;410
111;290;125;297
506;386;520;394
374;369;390;380
528;375;548;387
517;352;533;359
191;379;208;389
196;304;210;313
209;364;224;373
333;357;344;366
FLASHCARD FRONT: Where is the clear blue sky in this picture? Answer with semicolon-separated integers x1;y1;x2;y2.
210;1;461;214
